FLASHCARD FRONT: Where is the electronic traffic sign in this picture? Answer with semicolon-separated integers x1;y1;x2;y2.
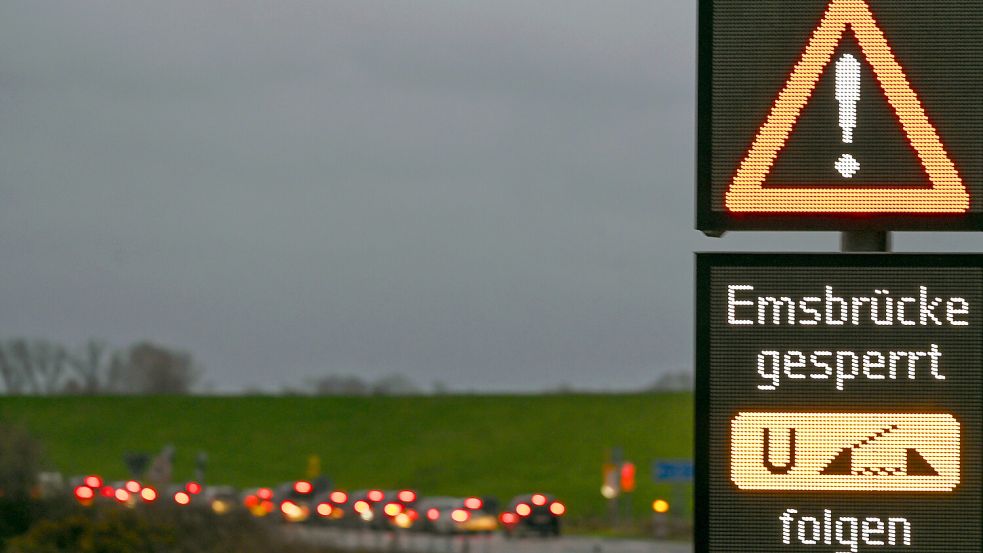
696;0;983;231
696;254;982;552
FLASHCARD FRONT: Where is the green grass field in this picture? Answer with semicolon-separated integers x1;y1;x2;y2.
0;393;693;521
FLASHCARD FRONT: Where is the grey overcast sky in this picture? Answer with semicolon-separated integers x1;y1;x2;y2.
0;1;979;392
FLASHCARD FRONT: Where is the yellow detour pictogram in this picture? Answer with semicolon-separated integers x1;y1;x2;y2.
731;412;960;491
725;0;969;214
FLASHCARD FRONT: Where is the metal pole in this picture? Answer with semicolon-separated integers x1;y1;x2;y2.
840;231;890;252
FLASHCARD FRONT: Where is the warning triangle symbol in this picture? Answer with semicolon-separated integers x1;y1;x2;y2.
767;34;926;187
725;0;969;214
906;448;939;476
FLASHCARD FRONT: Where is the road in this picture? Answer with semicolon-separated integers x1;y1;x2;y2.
286;526;693;553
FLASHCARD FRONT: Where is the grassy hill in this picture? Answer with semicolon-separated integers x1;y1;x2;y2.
0;393;693;521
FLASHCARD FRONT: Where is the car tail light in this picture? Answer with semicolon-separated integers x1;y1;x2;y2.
140;487;158;502
464;497;482;510
500;512;518;524
406;508;419;521
100;486;115;498
427;508;440;521
114;489;130;503
257;487;273;500
531;494;547;506
394;512;412;528
174;491;191;505
451;509;470;523
384;502;403;517
294;481;313;494
186;482;202;495
330;491;348;504
84;475;102;489
74;485;94;501
367;490;383;502
124;480;141;493
317;503;333;517
549;501;566;516
281;500;308;521
515;503;531;517
353;500;370;513
245;495;259;508
261;500;275;513
398;490;416;503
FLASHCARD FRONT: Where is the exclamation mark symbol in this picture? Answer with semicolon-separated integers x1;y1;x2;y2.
834;53;861;178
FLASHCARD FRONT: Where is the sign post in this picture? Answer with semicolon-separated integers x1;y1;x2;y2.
653;459;693;522
696;254;983;552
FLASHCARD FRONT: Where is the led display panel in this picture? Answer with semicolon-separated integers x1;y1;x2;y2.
696;254;982;552
696;0;983;231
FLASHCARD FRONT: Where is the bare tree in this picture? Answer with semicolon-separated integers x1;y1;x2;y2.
307;374;370;396
648;370;694;392
370;374;419;396
112;342;202;394
305;373;420;396
66;340;111;394
0;341;29;394
0;339;69;394
33;341;68;393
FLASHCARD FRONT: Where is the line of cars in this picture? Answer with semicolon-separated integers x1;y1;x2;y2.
69;474;566;537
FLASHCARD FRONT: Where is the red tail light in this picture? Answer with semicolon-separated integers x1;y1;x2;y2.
186;482;202;495
500;512;518;524
84;475;102;489
100;486;115;498
125;480;141;493
261;500;275;513
407;508;419;521
317;502;333;517
114;489;130;503
174;491;191;505
531;494;547;506
427;508;440;521
464;497;482;510
549;501;566;516
398;490;416;503
294;481;313;494
74;485;94;501
140;487;158;502
245;495;259;507
353;500;370;513
515;503;531;517
451;509;470;523
330;491;348;504
367;490;383;502
257;487;273;500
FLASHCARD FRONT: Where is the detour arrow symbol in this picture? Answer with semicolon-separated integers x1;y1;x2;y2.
731;412;959;492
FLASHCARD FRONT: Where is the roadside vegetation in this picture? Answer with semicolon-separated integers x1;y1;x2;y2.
5;507;330;553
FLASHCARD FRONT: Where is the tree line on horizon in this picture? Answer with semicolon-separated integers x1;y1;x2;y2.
0;339;200;395
0;338;693;396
